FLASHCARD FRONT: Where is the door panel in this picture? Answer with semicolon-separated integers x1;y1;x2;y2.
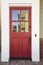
13;38;19;52
22;37;29;52
22;37;31;58
10;7;31;58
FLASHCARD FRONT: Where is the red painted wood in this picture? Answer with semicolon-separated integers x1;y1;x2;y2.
10;7;31;58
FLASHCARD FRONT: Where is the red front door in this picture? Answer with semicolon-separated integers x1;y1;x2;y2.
10;7;31;58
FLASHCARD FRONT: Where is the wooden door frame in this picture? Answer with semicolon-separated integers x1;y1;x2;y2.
1;0;40;62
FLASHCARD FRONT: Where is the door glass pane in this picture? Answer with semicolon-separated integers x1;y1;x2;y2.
12;10;29;21
12;22;18;32
12;10;29;32
21;10;28;21
20;22;29;32
12;10;20;20
12;22;29;32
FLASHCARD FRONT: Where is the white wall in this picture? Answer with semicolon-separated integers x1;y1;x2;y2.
1;0;40;62
1;0;9;62
32;0;40;61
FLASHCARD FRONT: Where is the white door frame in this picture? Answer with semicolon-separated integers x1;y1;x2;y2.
1;0;40;62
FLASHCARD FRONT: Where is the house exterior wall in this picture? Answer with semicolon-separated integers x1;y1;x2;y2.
40;0;43;59
40;0;43;38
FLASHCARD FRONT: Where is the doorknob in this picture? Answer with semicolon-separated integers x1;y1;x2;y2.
35;34;37;37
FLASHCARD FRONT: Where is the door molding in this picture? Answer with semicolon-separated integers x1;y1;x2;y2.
1;0;40;62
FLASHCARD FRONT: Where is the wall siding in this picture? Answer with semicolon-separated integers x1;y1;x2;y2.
40;0;43;59
40;38;43;59
40;0;43;38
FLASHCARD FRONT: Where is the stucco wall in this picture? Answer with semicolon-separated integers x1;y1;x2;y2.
40;0;43;38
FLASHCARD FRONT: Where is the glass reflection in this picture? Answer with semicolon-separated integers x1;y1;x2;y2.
12;22;29;32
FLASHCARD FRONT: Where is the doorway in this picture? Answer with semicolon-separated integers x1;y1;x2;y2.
10;7;31;59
